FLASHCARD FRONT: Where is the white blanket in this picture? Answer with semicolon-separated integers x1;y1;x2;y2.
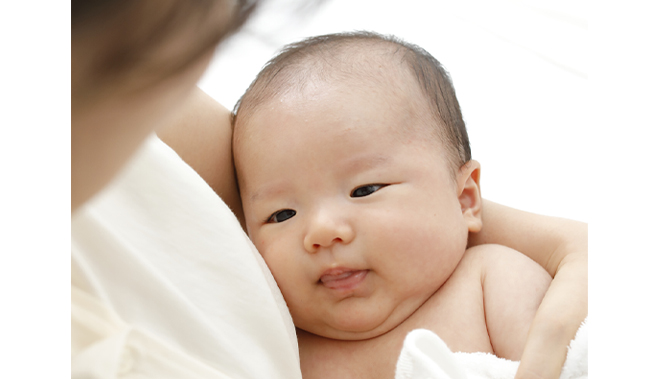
395;318;587;379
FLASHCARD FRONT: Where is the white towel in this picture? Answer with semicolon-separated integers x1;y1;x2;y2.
395;317;588;379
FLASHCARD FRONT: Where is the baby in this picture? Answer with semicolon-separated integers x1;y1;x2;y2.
231;31;551;378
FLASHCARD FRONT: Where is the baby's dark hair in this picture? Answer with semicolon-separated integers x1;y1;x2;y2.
233;31;471;169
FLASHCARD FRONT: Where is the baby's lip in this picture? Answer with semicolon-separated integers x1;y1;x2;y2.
319;267;368;290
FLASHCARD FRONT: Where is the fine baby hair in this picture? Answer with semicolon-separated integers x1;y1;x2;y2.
232;30;471;171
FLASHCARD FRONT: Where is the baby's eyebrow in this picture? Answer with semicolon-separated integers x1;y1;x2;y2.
249;184;288;203
342;154;391;173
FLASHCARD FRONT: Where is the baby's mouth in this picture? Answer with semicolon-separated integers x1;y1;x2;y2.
319;268;369;290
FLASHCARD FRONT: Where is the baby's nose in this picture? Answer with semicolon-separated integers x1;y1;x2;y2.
303;210;355;253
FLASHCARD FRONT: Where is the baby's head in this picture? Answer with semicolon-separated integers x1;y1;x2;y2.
232;31;482;340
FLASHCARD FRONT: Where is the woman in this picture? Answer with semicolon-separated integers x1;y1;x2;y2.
72;1;587;378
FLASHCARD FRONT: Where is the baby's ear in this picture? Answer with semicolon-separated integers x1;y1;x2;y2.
456;160;482;233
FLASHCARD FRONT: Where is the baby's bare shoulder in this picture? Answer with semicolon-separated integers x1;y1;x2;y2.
461;243;524;265
467;244;552;360
453;244;547;280
439;244;507;287
403;247;499;355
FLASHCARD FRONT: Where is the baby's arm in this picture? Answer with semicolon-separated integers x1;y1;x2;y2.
471;244;552;361
470;200;587;379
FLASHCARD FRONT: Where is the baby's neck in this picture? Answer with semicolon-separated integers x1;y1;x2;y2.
296;326;409;379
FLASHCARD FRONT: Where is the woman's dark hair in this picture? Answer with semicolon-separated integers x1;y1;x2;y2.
72;0;259;99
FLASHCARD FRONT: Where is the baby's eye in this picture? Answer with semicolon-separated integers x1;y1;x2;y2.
267;209;297;223
351;184;387;198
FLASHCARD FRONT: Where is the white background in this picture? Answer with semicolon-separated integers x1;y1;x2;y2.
200;0;589;223
2;1;659;377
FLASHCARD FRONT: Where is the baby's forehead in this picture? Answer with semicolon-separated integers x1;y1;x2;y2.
234;83;441;169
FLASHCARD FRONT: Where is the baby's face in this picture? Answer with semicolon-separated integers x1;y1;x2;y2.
235;75;471;340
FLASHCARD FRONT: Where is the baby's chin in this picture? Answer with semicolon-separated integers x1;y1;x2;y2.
301;324;394;341
294;308;409;341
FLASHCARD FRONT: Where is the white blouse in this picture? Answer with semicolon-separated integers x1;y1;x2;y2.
72;135;301;379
